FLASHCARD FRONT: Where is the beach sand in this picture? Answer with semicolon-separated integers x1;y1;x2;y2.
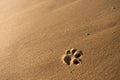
0;0;120;80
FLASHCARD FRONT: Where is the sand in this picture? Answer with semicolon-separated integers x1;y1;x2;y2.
0;0;120;80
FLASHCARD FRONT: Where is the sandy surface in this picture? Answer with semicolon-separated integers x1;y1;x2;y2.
0;0;120;80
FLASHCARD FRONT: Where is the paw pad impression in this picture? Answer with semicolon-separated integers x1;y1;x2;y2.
62;48;83;66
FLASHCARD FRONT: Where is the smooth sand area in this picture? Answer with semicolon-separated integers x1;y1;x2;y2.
0;0;120;80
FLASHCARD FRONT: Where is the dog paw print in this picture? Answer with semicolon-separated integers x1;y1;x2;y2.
62;48;83;65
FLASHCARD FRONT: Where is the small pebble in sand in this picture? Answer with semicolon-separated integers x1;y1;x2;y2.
86;33;90;36
112;6;116;9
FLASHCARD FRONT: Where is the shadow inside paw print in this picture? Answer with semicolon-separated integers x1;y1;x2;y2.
74;51;83;58
64;55;71;65
70;48;77;55
73;59;80;64
63;48;83;66
65;50;71;55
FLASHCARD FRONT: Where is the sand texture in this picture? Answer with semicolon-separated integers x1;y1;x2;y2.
0;0;120;80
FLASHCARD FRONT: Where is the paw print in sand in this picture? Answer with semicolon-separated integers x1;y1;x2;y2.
62;48;83;65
